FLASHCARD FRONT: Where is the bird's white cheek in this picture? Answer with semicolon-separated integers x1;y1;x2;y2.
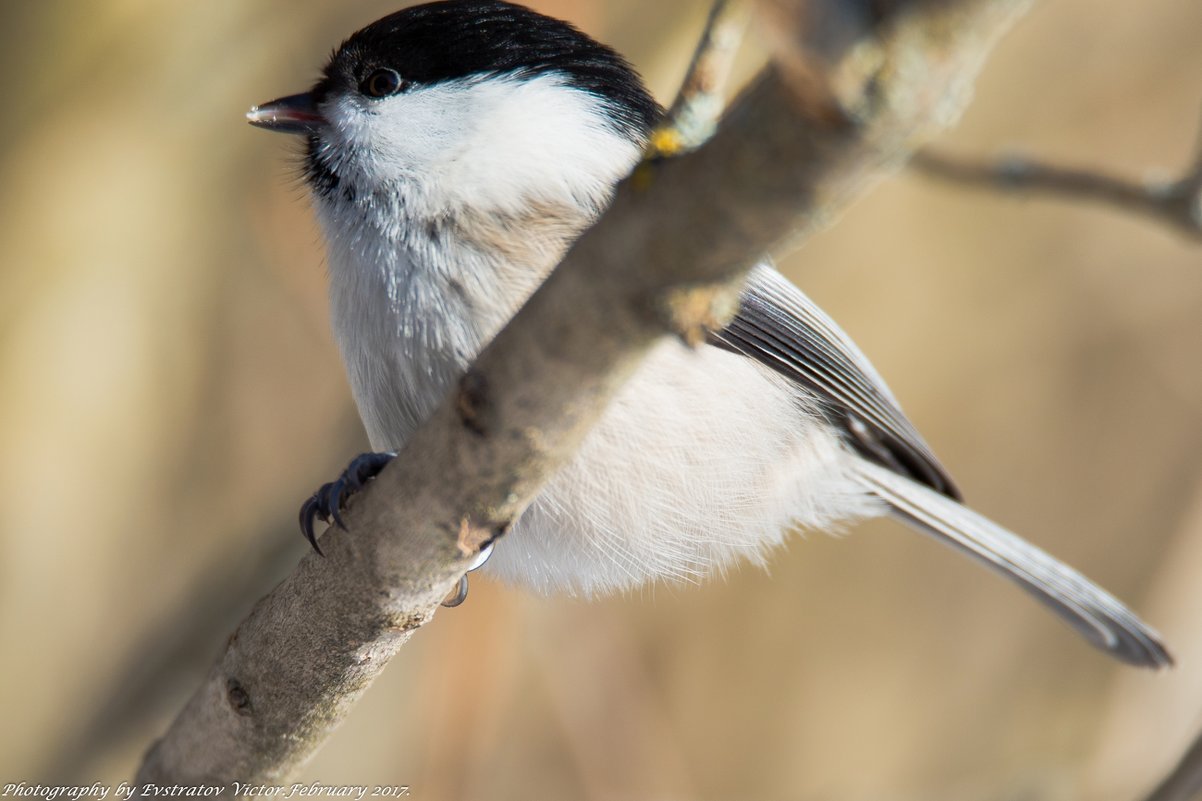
325;92;474;187
317;76;644;212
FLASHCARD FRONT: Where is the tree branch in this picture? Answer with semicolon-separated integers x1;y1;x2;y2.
651;0;753;156
134;0;1032;786
911;105;1202;242
75;3;754;778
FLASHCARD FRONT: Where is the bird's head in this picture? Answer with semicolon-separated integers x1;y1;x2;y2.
249;1;661;217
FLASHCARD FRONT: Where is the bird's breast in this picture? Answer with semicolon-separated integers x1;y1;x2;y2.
321;200;588;451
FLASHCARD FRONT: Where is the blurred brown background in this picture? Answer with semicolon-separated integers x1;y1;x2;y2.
1;0;1200;798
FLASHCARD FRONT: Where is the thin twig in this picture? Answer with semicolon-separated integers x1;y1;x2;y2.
1140;723;1202;801
651;0;752;156
911;107;1202;242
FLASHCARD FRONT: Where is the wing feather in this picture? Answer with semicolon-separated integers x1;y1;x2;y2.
711;265;960;498
709;266;1170;668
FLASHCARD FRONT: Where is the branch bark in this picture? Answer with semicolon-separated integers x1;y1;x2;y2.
911;106;1202;242
134;0;1033;786
651;0;752;156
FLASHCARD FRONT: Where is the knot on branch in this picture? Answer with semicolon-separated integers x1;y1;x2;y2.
225;677;253;717
457;516;509;557
386;614;426;634
457;369;491;437
659;283;744;347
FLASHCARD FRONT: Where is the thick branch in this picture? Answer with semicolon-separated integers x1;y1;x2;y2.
135;0;1031;786
911;107;1202;242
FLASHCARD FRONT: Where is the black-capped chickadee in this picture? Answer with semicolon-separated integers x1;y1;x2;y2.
248;0;1170;667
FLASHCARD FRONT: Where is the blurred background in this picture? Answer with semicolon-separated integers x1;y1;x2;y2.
1;0;1201;798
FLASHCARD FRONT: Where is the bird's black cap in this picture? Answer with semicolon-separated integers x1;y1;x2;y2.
315;0;661;138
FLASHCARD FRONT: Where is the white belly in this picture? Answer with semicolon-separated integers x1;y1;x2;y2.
481;338;881;594
321;214;880;595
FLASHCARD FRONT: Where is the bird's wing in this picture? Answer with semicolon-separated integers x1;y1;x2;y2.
711;265;1171;669
710;264;961;499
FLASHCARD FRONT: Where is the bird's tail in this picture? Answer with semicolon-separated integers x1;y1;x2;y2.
853;460;1172;669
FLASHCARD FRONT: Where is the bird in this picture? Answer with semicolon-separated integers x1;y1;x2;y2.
247;0;1171;667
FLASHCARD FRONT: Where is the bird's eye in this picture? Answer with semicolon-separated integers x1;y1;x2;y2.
361;68;405;98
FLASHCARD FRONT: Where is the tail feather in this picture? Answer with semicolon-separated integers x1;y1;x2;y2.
854;461;1172;669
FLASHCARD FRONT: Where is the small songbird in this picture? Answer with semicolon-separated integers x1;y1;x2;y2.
249;0;1170;667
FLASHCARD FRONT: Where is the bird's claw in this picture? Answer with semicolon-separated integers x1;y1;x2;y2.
442;575;470;608
441;540;496;608
299;451;397;555
300;456;495;610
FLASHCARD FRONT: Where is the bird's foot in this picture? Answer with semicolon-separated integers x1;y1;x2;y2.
299;451;495;609
299;451;397;555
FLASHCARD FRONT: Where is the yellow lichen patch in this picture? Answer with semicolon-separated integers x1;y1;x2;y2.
646;126;687;160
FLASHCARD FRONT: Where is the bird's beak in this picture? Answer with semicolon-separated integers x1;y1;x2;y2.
247;93;325;135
